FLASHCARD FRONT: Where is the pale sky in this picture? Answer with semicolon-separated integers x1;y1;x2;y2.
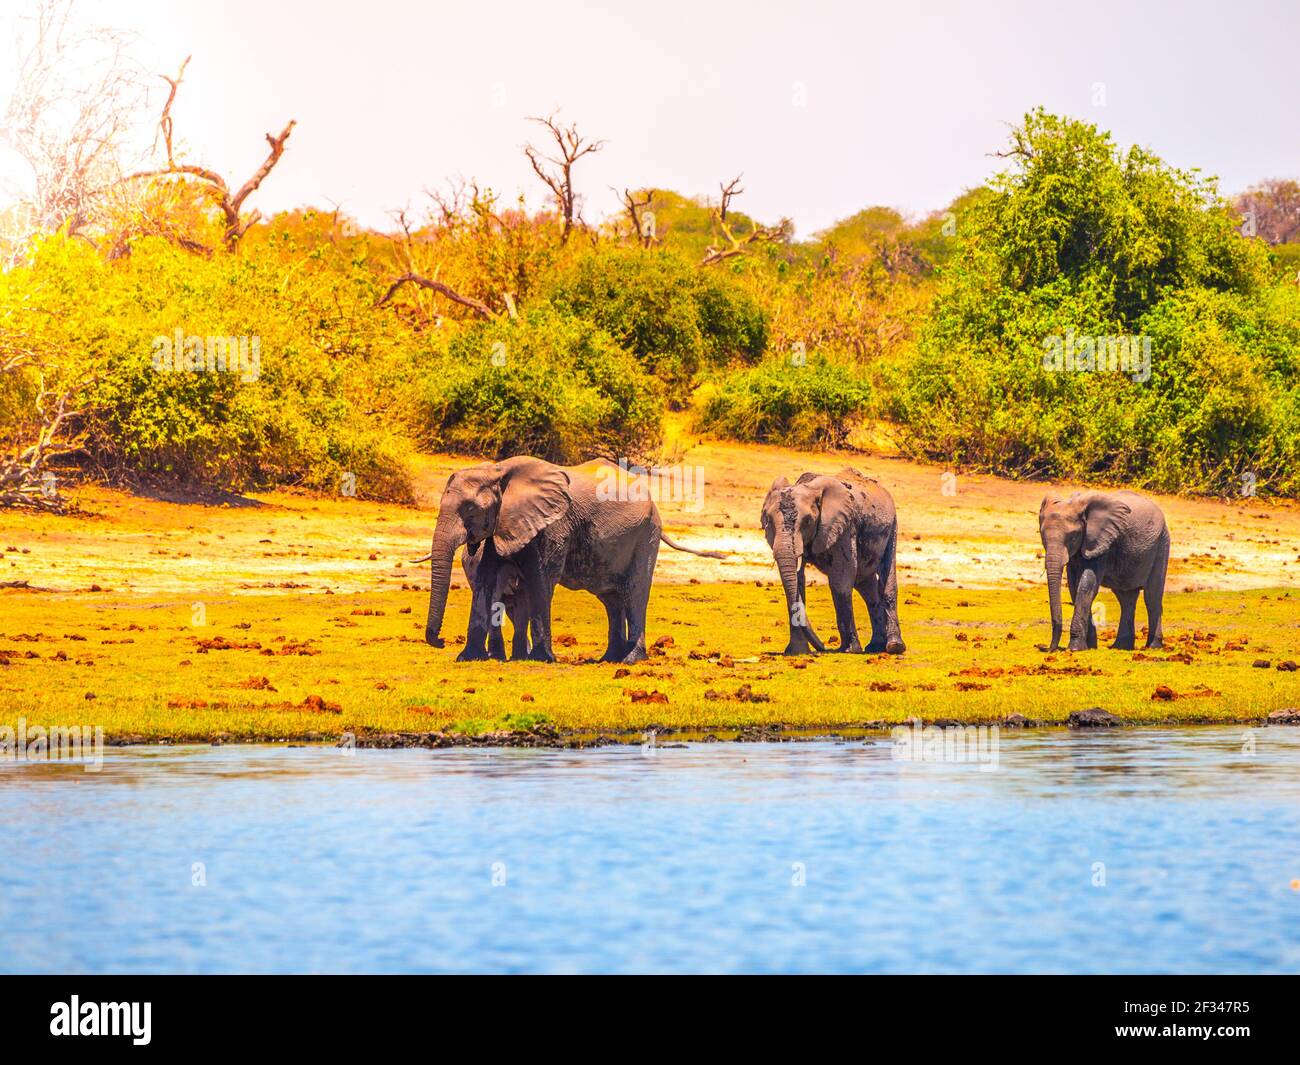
5;0;1299;236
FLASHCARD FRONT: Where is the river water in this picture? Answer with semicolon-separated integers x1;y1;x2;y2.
2;727;1298;973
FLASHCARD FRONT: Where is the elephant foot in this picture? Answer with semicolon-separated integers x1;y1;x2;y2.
839;641;864;654
884;639;906;655
425;632;445;648
598;647;627;664
456;647;489;662
527;646;557;663
1066;640;1090;652
783;641;811;656
1145;638;1164;650
1109;638;1135;651
620;646;648;665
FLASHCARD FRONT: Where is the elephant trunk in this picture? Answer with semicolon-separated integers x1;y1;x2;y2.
775;529;824;655
424;512;467;648
1045;541;1066;651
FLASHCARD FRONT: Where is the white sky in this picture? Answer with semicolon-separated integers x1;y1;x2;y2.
4;0;1299;236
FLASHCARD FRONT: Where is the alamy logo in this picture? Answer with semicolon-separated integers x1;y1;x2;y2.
50;996;151;1045
892;717;1000;772
152;329;261;383
1;718;103;772
595;458;706;513
1042;330;1150;383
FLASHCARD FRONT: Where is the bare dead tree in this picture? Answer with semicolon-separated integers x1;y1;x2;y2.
700;175;791;266
523;112;604;244
1234;178;1300;245
1;0;149;259
0;349;88;513
120;56;295;252
616;186;656;247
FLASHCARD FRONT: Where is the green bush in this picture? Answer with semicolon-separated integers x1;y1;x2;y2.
696;357;871;449
416;307;664;464
881;109;1299;496
1;234;416;501
548;247;767;400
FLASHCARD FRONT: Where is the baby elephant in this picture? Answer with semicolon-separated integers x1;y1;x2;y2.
760;468;905;656
1038;490;1169;652
460;542;531;661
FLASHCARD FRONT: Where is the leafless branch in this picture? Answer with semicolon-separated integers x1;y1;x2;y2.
616;187;656;247
1;0;150;260
0;349;89;513
375;272;494;319
700;174;791;266
523;112;604;244
120;56;295;251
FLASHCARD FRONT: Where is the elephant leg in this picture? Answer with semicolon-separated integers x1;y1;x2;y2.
457;570;495;662
486;615;507;661
1143;536;1169;649
619;536;659;665
1111;588;1139;650
1068;563;1102;651
597;592;627;663
831;587;860;652
829;558;861;653
859;579;886;652
523;567;559;663
507;599;531;660
877;523;905;654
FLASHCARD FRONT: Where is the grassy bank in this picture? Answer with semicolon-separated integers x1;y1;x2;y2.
1;581;1296;743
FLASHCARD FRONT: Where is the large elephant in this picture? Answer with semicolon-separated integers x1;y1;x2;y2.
422;456;721;664
1038;490;1169;652
760;468;905;656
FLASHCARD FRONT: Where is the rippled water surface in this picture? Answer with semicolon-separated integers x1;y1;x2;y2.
3;728;1299;973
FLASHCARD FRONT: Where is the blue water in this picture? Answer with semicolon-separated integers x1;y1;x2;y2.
2;728;1299;973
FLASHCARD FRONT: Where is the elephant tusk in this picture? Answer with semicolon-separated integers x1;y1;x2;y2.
409;553;433;564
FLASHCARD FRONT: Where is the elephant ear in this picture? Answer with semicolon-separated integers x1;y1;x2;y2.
494;458;571;557
812;477;855;555
1082;494;1132;559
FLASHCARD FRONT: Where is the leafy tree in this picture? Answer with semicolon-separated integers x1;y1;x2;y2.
882;108;1294;496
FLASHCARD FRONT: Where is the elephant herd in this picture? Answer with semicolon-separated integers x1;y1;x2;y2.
419;456;1170;663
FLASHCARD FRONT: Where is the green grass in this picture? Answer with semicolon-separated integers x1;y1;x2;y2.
1;582;1297;742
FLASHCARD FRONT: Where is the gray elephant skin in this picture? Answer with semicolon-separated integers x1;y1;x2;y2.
423;456;721;664
461;546;530;660
760;468;905;656
1038;489;1169;652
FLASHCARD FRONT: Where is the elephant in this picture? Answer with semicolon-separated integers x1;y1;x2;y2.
422;456;723;664
760;468;905;656
461;543;530;661
1038;489;1169;652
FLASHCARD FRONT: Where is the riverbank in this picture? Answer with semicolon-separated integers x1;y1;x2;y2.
2;428;1297;744
1;580;1296;743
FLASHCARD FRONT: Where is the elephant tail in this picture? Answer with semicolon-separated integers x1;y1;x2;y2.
659;531;726;560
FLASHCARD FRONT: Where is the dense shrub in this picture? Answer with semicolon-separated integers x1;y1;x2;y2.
696;357;871;449
548;247;767;400
2;234;416;500
416;307;664;464
881;109;1300;496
